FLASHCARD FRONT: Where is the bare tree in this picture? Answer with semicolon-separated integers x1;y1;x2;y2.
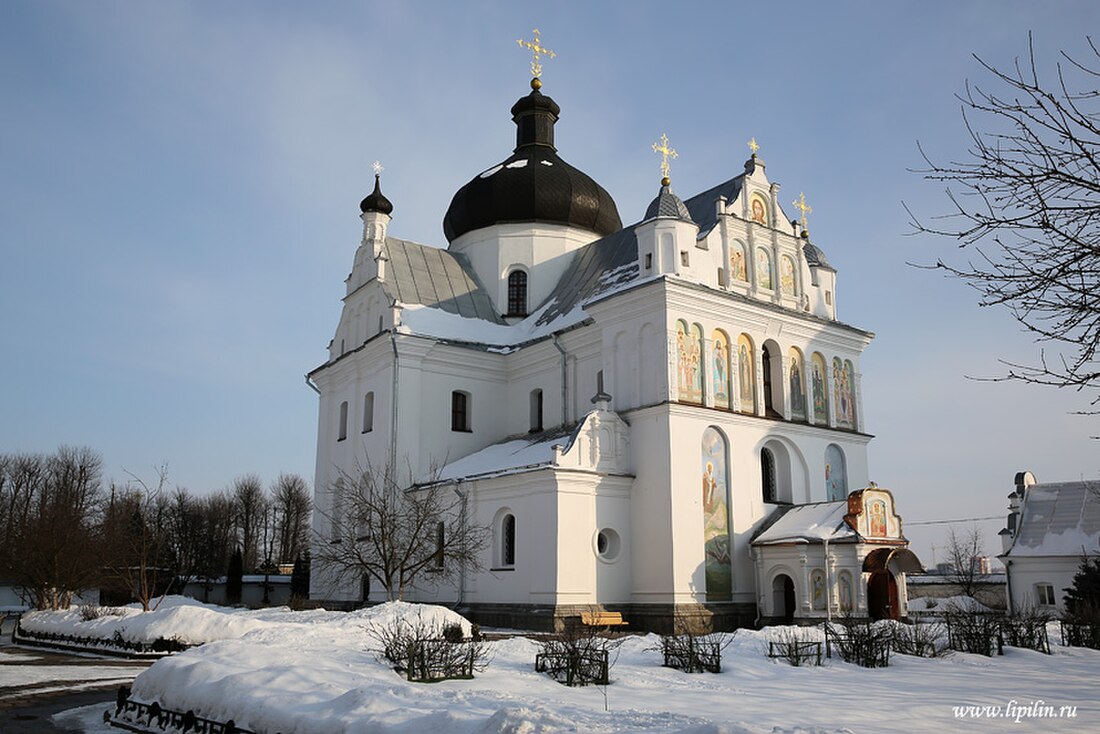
271;473;311;564
314;461;489;601
101;465;174;611
910;34;1100;414
0;448;104;609
944;526;990;600
231;474;268;572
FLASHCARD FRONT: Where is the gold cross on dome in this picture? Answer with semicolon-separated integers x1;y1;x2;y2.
748;137;760;156
372;160;384;176
793;192;813;230
517;28;555;80
652;133;678;184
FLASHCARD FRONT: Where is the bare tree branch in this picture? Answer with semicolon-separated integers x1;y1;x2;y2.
909;33;1100;415
313;459;489;601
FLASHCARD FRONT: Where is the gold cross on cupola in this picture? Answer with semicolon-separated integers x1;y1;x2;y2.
372;160;384;177
792;191;813;231
748;137;760;156
517;28;555;88
652;133;678;186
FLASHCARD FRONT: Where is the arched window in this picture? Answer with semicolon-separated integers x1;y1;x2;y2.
337;401;348;441
507;270;528;317
501;513;516;567
362;392;375;433
761;447;777;503
825;444;848;501
762;343;784;417
702;427;732;600
451;391;471;432
529;388;544;432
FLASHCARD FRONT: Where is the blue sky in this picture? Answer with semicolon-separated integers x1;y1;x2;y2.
2;1;1098;564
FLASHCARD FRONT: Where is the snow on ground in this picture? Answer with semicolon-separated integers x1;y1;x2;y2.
0;662;147;690
18;596;367;646
94;600;1100;734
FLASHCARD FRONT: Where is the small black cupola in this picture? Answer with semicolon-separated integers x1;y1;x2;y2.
510;84;561;151
360;174;393;215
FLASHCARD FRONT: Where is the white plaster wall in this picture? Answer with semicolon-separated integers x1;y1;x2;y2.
1007;557;1079;615
449;223;600;315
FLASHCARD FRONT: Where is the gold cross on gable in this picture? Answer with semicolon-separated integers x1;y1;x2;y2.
372;160;384;177
793;192;813;230
517;28;555;80
748;137;760;156
652;133;678;184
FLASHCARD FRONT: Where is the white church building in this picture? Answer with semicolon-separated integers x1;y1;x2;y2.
307;72;920;630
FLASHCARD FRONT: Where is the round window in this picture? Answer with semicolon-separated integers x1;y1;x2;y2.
594;528;621;561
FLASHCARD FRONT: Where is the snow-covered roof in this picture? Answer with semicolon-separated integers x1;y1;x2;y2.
434;424;579;482
1003;481;1100;558
752;501;857;545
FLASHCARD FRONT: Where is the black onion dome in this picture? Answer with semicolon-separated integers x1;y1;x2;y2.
644;183;694;222
360;174;393;215
442;89;622;243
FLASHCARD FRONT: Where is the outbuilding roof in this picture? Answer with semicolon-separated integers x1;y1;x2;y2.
1002;481;1100;558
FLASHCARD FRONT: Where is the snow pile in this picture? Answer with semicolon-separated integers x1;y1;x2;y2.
117;603;1100;734
20;596;302;645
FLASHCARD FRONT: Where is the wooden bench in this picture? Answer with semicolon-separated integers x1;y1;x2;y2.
578;610;628;628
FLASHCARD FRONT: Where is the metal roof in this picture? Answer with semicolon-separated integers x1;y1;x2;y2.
380;238;504;323
1003;481;1100;558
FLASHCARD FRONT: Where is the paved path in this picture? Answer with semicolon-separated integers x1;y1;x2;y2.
0;619;151;732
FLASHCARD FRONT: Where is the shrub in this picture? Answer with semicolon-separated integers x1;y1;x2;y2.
535;624;624;687
766;627;822;667
943;607;1003;656
825;615;892;668
890;621;949;658
367;611;489;682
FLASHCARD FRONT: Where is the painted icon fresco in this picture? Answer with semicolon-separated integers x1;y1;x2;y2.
811;569;826;610
788;348;806;421
838;571;854;612
712;330;731;409
780;255;796;296
737;334;756;413
833;357;854;429
750;194;768;225
825;443;847;501
730;246;748;282
676;320;703;404
811;352;828;424
701;427;732;600
869;499;888;538
756;248;773;290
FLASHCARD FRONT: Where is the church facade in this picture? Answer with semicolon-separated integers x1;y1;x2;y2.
307;74;917;630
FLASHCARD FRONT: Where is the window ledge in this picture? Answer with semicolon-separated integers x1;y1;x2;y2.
490;566;515;572
451;428;473;433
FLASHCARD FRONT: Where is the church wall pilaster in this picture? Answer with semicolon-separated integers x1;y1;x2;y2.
853;368;866;434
